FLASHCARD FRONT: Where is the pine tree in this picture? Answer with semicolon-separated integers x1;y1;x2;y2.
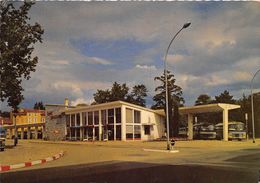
152;70;184;137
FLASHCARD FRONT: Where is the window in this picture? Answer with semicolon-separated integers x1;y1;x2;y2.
115;108;121;123
101;110;107;125
134;125;141;139
144;125;150;135
107;125;114;140
116;125;121;140
88;112;93;125
94;111;99;125
126;125;133;139
95;127;99;140
126;108;133;123
134;110;141;123
66;115;70;127
82;112;87;126
108;109;114;124
71;114;75;127
76;113;80;126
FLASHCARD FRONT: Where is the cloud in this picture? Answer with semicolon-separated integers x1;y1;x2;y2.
88;57;113;65
135;64;157;70
70;98;93;106
2;2;259;111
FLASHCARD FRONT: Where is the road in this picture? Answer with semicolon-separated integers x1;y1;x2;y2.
1;160;259;183
1;140;260;182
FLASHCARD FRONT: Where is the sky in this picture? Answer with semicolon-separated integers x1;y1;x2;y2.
2;2;260;110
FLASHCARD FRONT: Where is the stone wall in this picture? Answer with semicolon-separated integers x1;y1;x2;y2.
45;105;67;141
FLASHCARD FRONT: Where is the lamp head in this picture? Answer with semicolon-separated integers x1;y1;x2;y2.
183;22;191;29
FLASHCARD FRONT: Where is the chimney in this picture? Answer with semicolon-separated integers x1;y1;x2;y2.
64;98;69;108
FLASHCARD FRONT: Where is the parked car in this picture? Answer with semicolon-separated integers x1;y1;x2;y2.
215;121;246;141
178;123;216;140
0;127;6;151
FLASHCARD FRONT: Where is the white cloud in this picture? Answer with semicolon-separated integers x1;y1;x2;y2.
4;2;259;109
70;98;93;106
135;64;157;70
55;60;70;65
167;54;186;64
88;57;113;65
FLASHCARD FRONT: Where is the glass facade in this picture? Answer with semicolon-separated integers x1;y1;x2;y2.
76;113;80;126
115;108;121;123
66;106;149;141
94;111;99;125
134;111;141;123
108;109;114;124
126;125;133;139
88;112;93;125
82;112;87;126
101;110;107;125
126;108;133;123
71;114;75;127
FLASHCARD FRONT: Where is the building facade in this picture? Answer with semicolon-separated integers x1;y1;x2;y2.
5;109;45;139
46;100;165;141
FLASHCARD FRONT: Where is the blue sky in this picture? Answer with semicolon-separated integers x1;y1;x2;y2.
1;2;260;110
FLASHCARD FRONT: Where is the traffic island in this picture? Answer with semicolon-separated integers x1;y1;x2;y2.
0;151;64;172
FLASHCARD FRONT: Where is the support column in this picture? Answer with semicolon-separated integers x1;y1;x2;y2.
187;113;193;140
99;110;102;141
28;127;31;139
223;109;229;141
75;128;77;140
9;129;13;139
114;108;116;141
42;126;45;139
69;128;72;140
92;128;95;141
121;106;126;141
21;128;24;139
80;128;83;141
35;126;38;139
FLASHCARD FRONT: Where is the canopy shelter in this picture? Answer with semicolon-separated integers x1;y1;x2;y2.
179;103;240;141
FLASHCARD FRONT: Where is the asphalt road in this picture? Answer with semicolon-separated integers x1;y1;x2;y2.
1;161;259;183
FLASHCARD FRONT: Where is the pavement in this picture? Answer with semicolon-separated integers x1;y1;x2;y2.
1;139;260;182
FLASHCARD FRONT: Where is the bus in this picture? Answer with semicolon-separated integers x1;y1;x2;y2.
215;121;246;141
0;127;6;151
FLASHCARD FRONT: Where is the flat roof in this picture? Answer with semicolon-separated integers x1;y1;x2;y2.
155;103;240;115
64;100;163;115
179;103;240;114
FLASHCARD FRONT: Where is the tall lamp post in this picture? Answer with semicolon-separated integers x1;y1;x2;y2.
251;68;260;143
164;22;191;150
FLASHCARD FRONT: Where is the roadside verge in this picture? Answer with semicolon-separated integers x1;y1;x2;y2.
0;151;64;172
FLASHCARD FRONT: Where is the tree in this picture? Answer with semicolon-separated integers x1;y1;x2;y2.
127;84;148;107
92;82;148;107
0;2;44;112
0;110;10;118
195;94;212;106
214;90;235;104
34;101;45;110
93;89;111;104
110;82;129;101
152;70;184;137
193;94;212;123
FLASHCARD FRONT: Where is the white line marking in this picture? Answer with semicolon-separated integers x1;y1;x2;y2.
143;148;179;153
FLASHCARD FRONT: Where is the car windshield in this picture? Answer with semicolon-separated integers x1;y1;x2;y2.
229;124;244;131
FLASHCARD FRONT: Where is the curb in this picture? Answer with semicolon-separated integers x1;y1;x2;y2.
0;151;64;172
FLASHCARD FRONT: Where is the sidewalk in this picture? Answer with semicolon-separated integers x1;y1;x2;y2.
0;140;64;165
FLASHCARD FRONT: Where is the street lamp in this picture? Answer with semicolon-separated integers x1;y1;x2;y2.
251;68;260;143
164;22;191;150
